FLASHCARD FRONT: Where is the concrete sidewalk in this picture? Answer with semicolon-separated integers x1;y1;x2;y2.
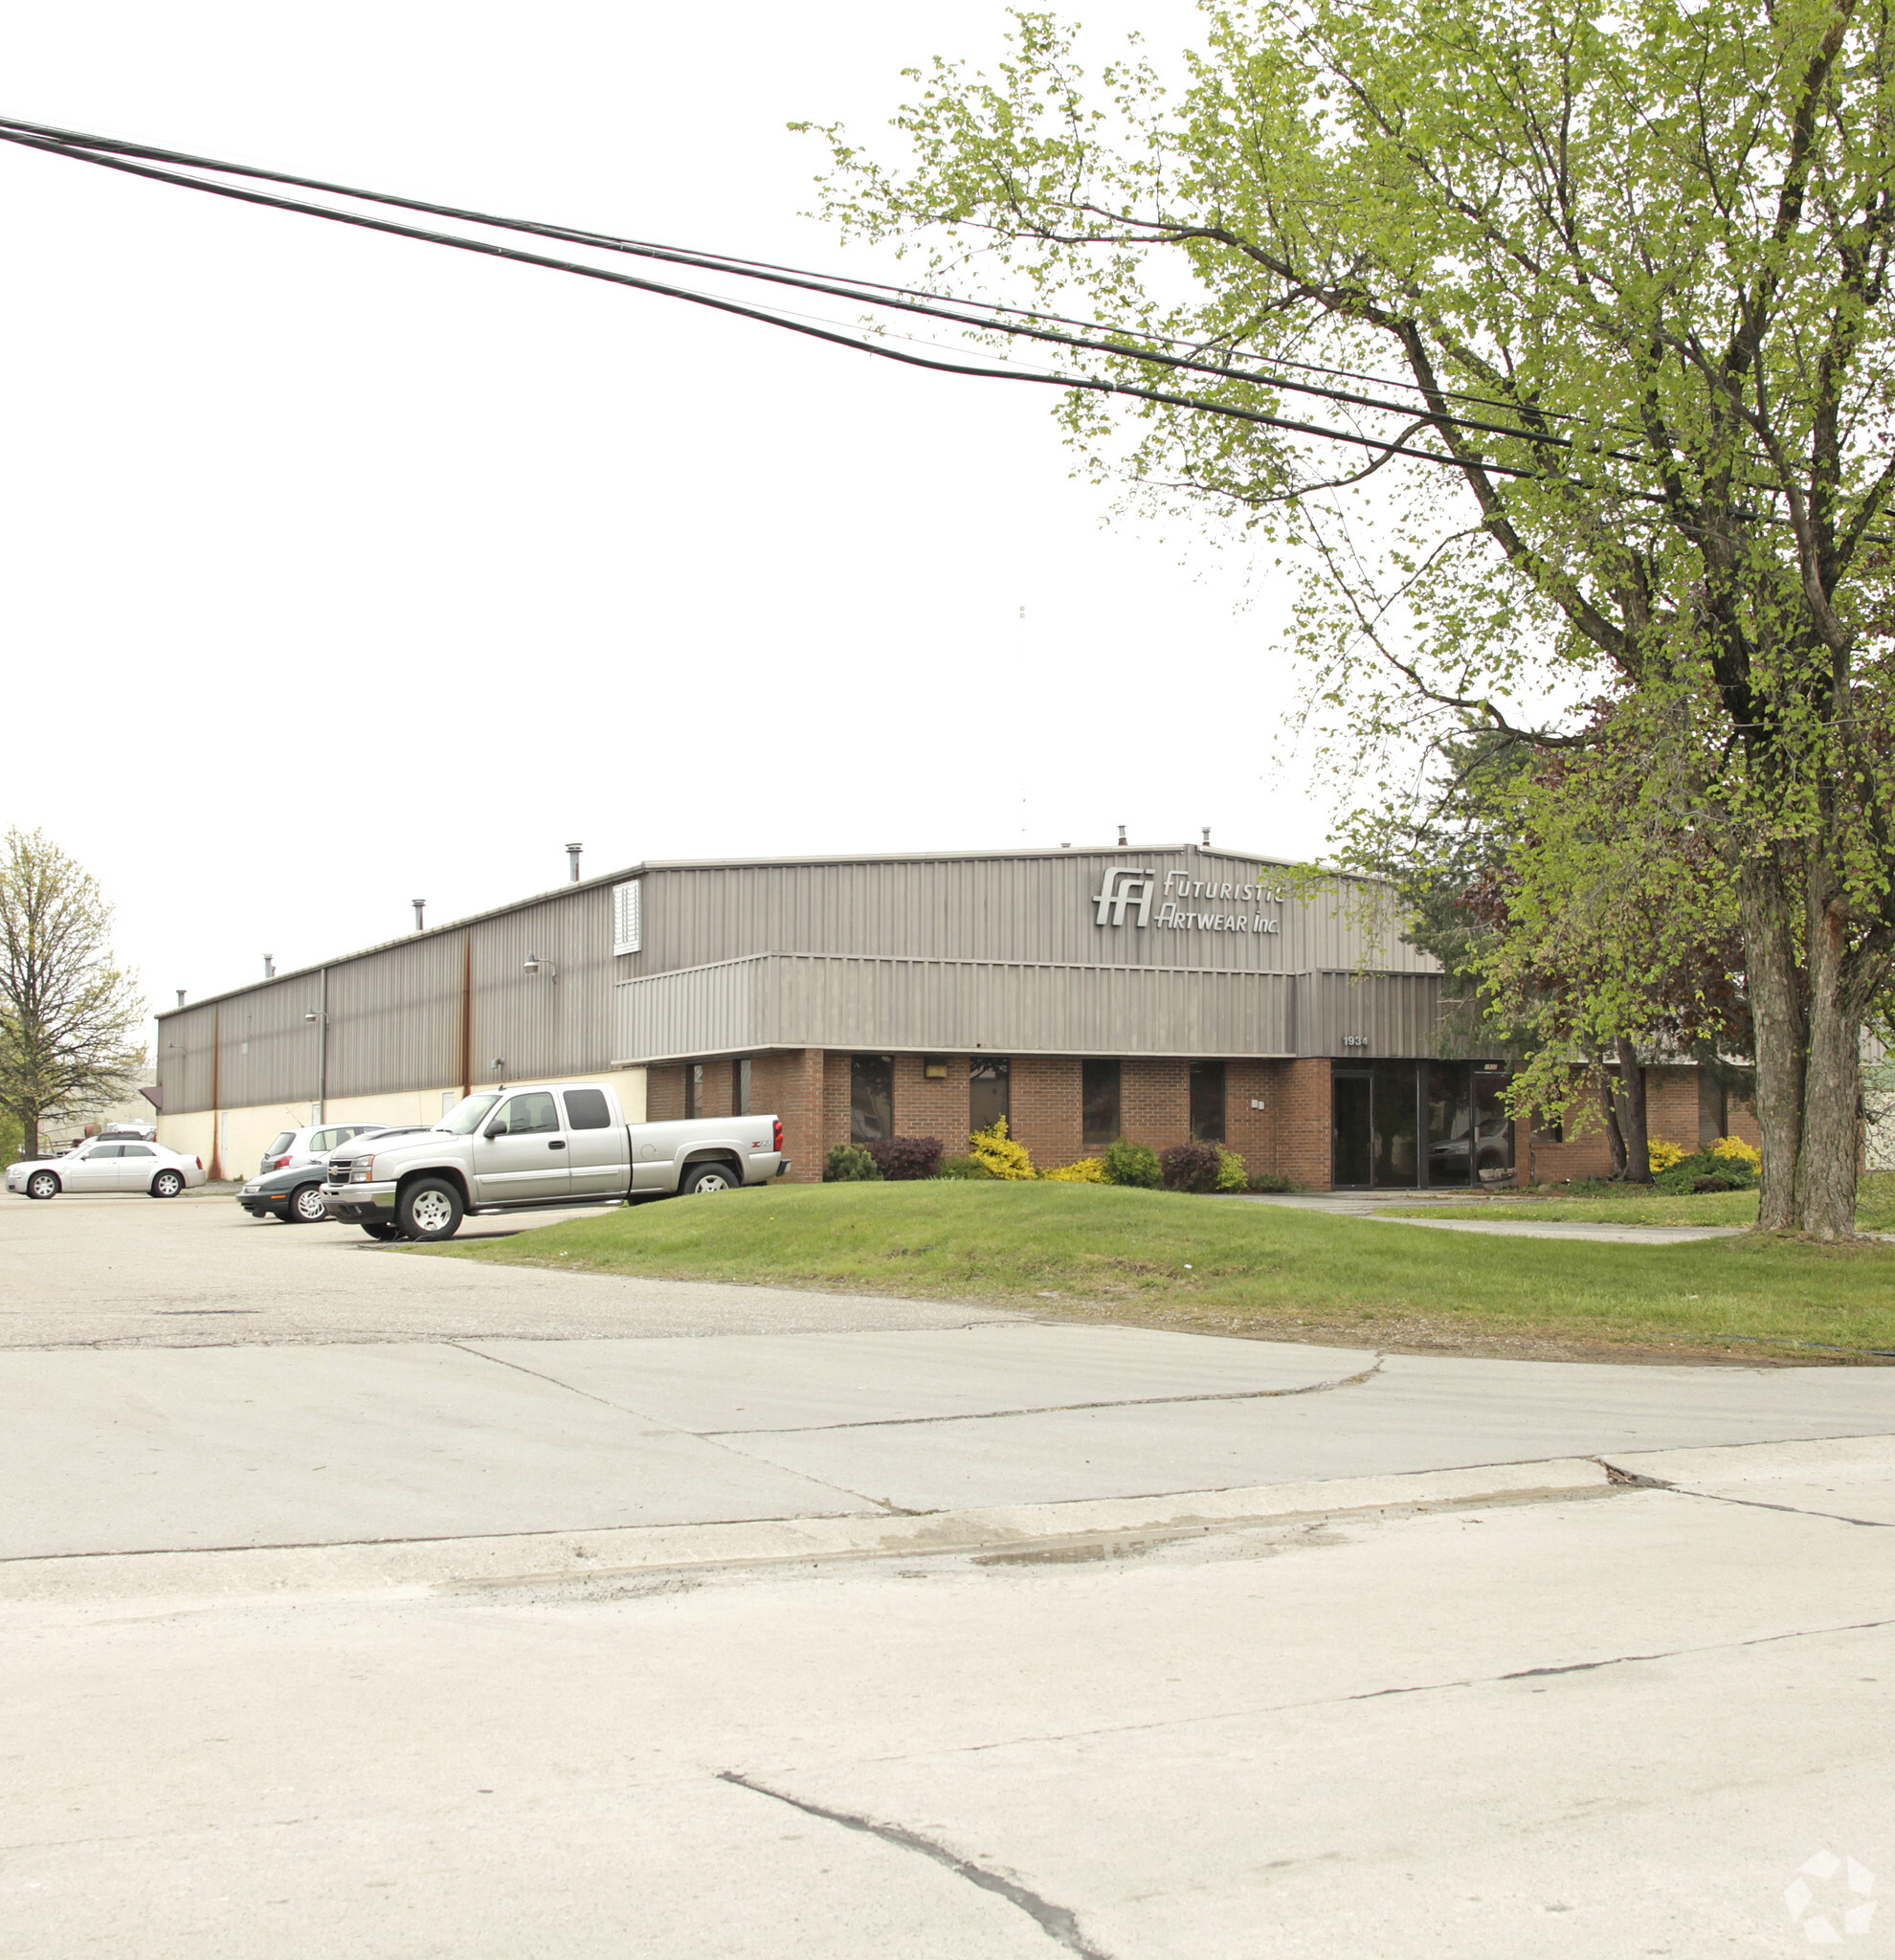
1244;1190;1746;1242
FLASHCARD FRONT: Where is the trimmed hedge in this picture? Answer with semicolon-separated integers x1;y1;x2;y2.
1160;1142;1224;1193
824;1143;882;1183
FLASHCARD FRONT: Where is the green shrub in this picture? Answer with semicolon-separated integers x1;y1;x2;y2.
1215;1147;1250;1192
1653;1147;1758;1194
0;1104;22;1167
824;1142;882;1183
1103;1138;1162;1189
1246;1169;1293;1192
937;1154;993;1179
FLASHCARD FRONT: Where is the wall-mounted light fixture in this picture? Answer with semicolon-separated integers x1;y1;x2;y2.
923;1058;948;1080
523;953;557;981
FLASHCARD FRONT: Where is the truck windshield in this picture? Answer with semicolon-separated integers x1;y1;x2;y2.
437;1094;501;1135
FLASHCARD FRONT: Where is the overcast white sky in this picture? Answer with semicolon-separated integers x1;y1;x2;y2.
1;0;1333;1043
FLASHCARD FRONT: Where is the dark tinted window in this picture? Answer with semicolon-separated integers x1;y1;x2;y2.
88;1145;123;1159
851;1056;894;1143
1332;1073;1372;1186
498;1091;559;1135
266;1132;296;1156
970;1058;1010;1134
1081;1060;1121;1147
1189;1060;1226;1142
1371;1059;1419;1187
121;1145;154;1158
564;1088;611;1130
733;1058;751;1117
684;1063;702;1121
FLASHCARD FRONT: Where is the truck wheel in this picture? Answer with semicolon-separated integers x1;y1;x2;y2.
680;1161;739;1194
289;1183;328;1223
398;1178;464;1241
360;1219;404;1241
26;1170;59;1200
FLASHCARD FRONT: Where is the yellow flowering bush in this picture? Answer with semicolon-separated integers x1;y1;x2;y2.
1647;1139;1690;1173
970;1117;1037;1180
1215;1147;1250;1192
1043;1155;1109;1183
1709;1134;1762;1169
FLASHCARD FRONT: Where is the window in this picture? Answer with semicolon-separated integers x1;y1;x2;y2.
733;1058;752;1116
564;1088;611;1130
87;1145;123;1159
1535;1109;1564;1144
495;1090;559;1135
1189;1060;1227;1142
684;1063;703;1120
1081;1059;1122;1146
308;1129;338;1154
851;1055;894;1143
970;1057;1011;1134
613;880;642;956
121;1145;154;1158
266;1131;296;1157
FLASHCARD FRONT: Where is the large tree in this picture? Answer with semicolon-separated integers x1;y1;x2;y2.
0;829;145;1159
807;0;1895;1236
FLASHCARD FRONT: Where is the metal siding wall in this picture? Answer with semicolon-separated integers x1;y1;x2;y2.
628;851;1436;979
1295;971;1445;1057
155;1001;222;1114
212;973;327;1107
613;956;1294;1060
328;935;465;1099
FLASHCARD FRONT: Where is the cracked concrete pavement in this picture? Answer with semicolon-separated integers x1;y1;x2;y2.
7;1192;1895;1955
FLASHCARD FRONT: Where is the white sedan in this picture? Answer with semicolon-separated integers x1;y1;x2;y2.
6;1139;208;1200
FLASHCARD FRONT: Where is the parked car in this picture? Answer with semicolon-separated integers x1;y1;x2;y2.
322;1081;788;1241
7;1139;208;1200
238;1127;429;1224
238;1160;343;1224
259;1122;391;1176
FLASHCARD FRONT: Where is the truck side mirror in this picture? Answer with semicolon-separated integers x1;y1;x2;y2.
484;1122;509;1139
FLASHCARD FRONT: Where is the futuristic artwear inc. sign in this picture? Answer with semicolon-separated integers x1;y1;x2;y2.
1093;867;1283;935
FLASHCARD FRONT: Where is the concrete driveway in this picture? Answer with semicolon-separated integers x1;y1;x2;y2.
7;1192;1895;1957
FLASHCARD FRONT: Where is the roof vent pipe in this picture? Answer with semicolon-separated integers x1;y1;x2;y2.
1117;823;1127;846
176;989;186;1008
567;841;584;883
412;899;426;932
263;954;275;980
1202;827;1212;847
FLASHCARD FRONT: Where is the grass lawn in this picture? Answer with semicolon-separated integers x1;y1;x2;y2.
1384;1170;1895;1233
423;1179;1895;1363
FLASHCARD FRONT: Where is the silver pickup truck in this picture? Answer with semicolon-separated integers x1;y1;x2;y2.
320;1080;788;1241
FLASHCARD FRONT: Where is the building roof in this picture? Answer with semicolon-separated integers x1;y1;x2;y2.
156;840;1333;1019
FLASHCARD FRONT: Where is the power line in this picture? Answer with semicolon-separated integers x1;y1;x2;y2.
0;114;1643;490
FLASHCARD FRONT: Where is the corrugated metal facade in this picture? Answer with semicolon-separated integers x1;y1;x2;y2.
613;955;1300;1062
155;844;1452;1116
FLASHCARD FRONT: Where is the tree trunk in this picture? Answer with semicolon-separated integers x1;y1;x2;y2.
1591;1057;1627;1174
1738;852;1806;1232
20;1110;37;1159
1799;872;1862;1240
1610;1036;1653;1184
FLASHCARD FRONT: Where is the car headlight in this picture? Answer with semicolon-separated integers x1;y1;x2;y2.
350;1157;375;1182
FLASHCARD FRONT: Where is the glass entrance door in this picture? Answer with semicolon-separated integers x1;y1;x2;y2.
1334;1060;1514;1188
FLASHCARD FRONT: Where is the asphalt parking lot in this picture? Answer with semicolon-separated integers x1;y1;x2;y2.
6;1190;1895;1956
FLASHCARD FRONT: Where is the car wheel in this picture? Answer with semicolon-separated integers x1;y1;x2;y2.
359;1219;404;1241
397;1177;464;1241
26;1170;59;1200
150;1170;186;1198
285;1183;327;1223
680;1161;739;1194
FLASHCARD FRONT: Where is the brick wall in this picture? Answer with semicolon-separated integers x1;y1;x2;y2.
646;1064;684;1122
1011;1057;1082;1167
749;1049;824;1183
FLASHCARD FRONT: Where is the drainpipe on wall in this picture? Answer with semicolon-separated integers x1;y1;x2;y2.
208;1006;223;1182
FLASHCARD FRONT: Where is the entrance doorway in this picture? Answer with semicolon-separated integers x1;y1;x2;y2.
1331;1060;1514;1189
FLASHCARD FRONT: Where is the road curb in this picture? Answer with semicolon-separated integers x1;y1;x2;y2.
0;1457;1613;1607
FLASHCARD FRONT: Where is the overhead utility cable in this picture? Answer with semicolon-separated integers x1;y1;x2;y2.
0;115;1742;501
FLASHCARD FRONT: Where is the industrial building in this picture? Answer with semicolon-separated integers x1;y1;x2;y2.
152;842;1734;1188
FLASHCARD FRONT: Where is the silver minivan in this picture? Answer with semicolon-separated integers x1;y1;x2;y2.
259;1123;390;1175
